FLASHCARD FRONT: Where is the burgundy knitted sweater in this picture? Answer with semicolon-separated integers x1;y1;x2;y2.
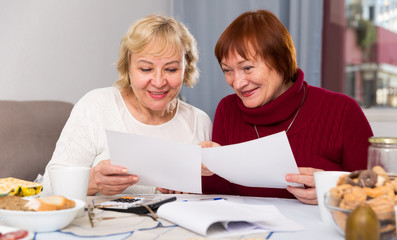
202;69;373;198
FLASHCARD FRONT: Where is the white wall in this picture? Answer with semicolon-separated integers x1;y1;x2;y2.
1;0;325;121
1;0;324;121
0;0;172;103
363;109;397;137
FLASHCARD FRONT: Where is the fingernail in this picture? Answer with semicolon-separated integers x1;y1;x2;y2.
121;168;128;174
133;177;139;182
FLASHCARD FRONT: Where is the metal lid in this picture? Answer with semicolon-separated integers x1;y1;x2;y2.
369;137;397;144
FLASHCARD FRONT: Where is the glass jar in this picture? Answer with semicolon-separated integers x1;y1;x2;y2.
368;137;397;175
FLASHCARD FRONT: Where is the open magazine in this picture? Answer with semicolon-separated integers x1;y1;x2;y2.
156;199;304;237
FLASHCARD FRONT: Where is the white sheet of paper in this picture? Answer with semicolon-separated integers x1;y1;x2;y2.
202;131;301;188
106;130;202;193
156;199;304;237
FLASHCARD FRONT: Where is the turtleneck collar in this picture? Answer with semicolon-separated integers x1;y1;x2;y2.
236;68;306;126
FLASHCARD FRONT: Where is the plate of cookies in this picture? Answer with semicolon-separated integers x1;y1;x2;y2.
0;195;85;232
325;166;397;240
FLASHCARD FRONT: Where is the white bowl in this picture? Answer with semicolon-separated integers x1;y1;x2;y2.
0;199;85;232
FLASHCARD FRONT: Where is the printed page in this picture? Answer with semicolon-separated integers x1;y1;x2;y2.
106;130;202;193
202;131;301;188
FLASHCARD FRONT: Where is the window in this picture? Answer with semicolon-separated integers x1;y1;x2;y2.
322;0;397;109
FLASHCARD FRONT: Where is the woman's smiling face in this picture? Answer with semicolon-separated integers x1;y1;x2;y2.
220;51;292;108
128;44;185;113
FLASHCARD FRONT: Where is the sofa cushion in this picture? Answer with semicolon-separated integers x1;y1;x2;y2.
0;101;73;181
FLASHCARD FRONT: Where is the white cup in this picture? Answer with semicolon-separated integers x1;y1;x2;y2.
314;171;349;223
49;166;90;217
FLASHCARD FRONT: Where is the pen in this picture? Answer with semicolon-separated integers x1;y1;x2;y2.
182;197;226;202
266;232;273;239
199;197;225;201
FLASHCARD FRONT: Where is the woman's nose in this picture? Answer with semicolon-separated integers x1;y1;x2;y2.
151;70;166;88
233;72;248;89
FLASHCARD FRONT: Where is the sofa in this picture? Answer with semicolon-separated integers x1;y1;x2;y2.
0;100;74;181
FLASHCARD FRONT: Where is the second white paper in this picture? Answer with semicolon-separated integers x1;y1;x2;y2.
202;131;301;188
106;130;202;193
156;199;304;237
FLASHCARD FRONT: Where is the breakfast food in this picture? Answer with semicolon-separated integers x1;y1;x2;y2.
0;195;75;211
345;203;380;240
0;196;29;211
0;177;42;197
330;167;397;209
25;195;75;211
328;166;397;238
0;229;29;240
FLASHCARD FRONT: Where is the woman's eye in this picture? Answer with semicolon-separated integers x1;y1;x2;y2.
140;68;152;72
222;69;232;74
244;66;253;72
166;68;178;73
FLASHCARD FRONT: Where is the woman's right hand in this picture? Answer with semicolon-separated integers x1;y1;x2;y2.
199;141;221;148
199;141;221;176
87;159;139;196
156;187;190;194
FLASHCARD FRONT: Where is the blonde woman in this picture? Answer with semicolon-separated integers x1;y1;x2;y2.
42;15;212;196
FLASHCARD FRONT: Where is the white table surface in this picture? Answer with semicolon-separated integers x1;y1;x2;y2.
243;197;343;240
2;194;344;240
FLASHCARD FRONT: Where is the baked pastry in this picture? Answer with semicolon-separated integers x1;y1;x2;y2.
0;195;29;211
0;177;42;197
25;195;75;211
0;195;75;211
329;166;397;237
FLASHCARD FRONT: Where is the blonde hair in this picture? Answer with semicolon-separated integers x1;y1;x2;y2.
116;15;199;89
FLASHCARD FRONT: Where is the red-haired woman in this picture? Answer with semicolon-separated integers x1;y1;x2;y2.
201;9;373;204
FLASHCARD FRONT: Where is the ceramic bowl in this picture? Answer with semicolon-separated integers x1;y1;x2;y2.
0;198;85;232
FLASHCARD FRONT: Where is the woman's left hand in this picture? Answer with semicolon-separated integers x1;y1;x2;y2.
156;187;190;194
198;141;221;176
285;167;324;205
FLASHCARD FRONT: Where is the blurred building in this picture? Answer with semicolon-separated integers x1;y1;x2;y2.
323;0;397;108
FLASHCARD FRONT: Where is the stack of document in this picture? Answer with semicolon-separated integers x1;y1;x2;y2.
156;199;304;237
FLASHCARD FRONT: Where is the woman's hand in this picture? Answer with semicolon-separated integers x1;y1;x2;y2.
199;141;221;176
87;159;139;196
201;163;214;176
156;140;224;192
199;141;221;148
156;187;190;194
285;167;324;205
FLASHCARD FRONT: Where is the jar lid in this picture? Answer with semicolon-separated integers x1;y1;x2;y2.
369;137;397;144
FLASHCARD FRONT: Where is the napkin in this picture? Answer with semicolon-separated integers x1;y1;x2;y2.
61;210;168;236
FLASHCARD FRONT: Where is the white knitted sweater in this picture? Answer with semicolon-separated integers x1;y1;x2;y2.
42;87;212;195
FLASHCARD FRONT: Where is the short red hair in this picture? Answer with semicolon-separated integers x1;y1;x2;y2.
215;9;298;83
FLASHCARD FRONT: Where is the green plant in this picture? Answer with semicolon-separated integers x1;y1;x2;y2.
356;18;377;50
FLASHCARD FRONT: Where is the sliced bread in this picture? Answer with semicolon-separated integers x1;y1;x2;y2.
25;195;75;211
